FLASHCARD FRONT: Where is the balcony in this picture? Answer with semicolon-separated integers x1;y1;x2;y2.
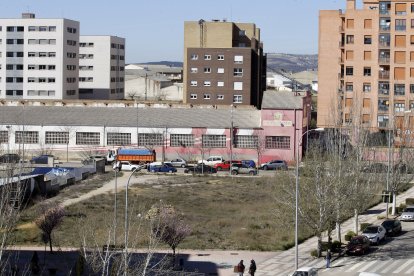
378;89;390;96
378;57;390;63
379;70;390;79
339;41;345;48
379;41;390;47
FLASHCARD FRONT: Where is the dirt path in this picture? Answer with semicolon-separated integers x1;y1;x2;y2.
60;172;161;207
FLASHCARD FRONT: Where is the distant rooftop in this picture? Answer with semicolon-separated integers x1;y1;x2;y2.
261;91;306;110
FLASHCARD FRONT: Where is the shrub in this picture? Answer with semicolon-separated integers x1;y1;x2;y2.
331;240;342;250
310;249;318;257
405;198;414;205
345;231;356;241
321;242;330;251
377;215;386;220
360;223;371;232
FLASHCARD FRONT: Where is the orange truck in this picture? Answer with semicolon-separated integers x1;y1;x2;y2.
115;148;156;165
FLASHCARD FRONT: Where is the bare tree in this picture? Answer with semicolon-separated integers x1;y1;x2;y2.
35;202;66;252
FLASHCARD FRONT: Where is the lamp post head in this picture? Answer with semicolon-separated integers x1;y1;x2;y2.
314;127;324;132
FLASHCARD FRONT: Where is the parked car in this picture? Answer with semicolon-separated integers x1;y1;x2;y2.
362;225;386;245
231;164;257;175
169;158;187;168
197;156;224;166
148;163;177;173
242;160;256;168
30;155;53;164
0;153;20;163
290;267;318;276
259;160;288;170
381;219;402;236
214;160;241;171
346;235;370;255
184;164;217;174
400;205;414;221
113;161;141;172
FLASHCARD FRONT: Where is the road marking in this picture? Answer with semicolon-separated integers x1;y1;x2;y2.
370;260;392;273
394;259;414;274
405;261;414;274
380;260;401;274
357;260;378;272
345;261;367;272
331;258;346;268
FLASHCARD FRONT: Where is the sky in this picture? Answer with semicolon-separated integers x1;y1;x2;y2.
0;0;349;63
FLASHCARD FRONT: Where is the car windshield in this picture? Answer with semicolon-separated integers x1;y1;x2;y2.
292;272;310;276
382;221;394;227
363;227;378;233
404;208;414;212
350;238;364;245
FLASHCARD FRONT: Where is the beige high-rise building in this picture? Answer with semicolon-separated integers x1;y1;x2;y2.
319;0;414;132
183;20;266;107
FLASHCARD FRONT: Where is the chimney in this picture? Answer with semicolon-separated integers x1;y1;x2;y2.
346;0;356;10
22;13;35;19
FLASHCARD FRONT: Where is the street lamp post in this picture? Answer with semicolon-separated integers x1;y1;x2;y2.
295;127;324;270
124;167;139;275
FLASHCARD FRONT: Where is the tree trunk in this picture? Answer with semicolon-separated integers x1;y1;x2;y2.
317;235;322;258
48;234;53;253
354;209;359;234
336;222;341;243
391;192;397;216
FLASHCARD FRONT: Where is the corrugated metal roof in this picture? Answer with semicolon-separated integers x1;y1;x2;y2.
261;90;304;110
0;106;261;129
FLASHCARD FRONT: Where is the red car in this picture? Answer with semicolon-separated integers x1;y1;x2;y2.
214;160;241;171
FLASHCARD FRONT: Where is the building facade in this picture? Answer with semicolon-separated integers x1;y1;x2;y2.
319;0;414;134
183;20;266;108
0;13;79;100
79;36;125;100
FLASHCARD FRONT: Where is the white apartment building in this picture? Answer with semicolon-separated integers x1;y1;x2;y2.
79;36;125;100
0;13;79;100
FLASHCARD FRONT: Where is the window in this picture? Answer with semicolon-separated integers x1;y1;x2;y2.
396;3;407;15
38;78;46;83
218;55;224;60
217;68;224;74
395;35;406;47
396;19;406;31
170;134;194;147
364;19;372;29
190;94;197;99
378;99;389;111
45;132;69;144
379;82;390;95
48;78;55;83
345;83;353;92
265;136;290;149
49;26;56;32
28;26;36;32
202;135;226;148
346;67;353;76
380;18;391;31
234;82;243;90
378;115;389;127
66;90;76;96
49;52;56;57
15;131;39;144
0;131;8;144
190;81;197;86
39;39;48;45
347;19;354;28
76;132;100;145
346;35;354;44
39;26;47;32
234;68;243;77
28;77;35;83
107;133;131;146
203;94;211;99
346;51;354;60
28;65;35;70
379;33;390;47
6;52;13;57
395;103;405;112
239;30;246;36
138;133;163;146
204;81;211;86
191;54;198;60
233;95;242;103
39;65;46;70
364;67;371;76
235;135;258;148
217;94;224;100
395;67;406;80
204;67;211;73
204;54;211;60
48;65;56;70
395;84;405;95
234;55;243;64
364;35;372;44
6;26;14;32
363;83;371;92
190;68;198;73
410;84;414;94
217;81;224;87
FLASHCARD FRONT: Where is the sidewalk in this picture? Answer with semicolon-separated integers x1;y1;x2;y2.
254;182;414;276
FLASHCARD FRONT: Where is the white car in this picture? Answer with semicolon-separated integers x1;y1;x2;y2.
290;267;318;276
362;225;386;245
400;205;414;221
197;156;224;166
113;161;141;172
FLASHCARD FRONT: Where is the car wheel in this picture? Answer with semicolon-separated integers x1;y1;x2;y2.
181;164;186;168
231;170;237;175
151;169;155;173
217;167;222;171
263;166;268;170
184;169;188;173
249;171;255;176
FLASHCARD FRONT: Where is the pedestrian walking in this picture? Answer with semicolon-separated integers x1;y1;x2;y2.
326;249;332;268
248;259;256;276
236;260;245;276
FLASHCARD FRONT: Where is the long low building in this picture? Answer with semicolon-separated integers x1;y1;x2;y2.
0;91;311;164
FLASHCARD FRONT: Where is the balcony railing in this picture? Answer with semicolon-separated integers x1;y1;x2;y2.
378;89;390;95
379;71;390;79
379;57;390;63
379;26;391;31
379;41;390;47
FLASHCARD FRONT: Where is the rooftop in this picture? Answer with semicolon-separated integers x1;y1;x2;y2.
261;91;306;110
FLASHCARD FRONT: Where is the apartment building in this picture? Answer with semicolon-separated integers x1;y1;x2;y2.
183;20;266;107
79;36;125;100
0;13;79;100
319;0;414;134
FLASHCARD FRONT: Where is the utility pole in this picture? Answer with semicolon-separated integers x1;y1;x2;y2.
144;74;148;101
230;105;234;176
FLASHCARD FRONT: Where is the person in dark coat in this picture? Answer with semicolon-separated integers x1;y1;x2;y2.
249;259;257;276
326;249;332;268
237;260;245;276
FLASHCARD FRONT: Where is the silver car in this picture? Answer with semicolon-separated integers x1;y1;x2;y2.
400;205;414;221
169;158;187;168
230;164;257;175
362;225;386;245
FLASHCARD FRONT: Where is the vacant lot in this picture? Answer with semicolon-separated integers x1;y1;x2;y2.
14;173;312;251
